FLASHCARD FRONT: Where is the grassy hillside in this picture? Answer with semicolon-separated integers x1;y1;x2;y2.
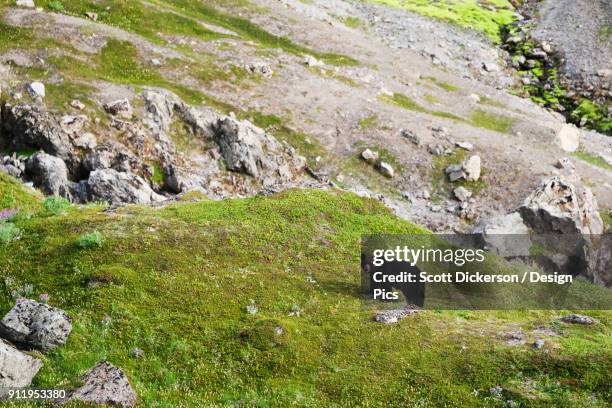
0;174;610;407
368;0;516;43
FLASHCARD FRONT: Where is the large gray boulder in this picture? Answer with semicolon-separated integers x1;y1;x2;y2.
0;338;43;397
62;361;137;407
519;176;604;235
74;169;164;205
0;298;72;352
26;151;69;196
213;117;305;186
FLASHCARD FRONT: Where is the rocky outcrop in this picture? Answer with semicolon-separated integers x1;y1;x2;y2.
62;362;137;408
25;151;69;197
519;176;603;235
1;103;78;169
474;212;531;258
0;298;72;352
73;169;165;205
213;117;305;186
0;338;43;397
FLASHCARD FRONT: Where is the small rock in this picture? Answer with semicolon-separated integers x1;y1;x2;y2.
501;330;525;346
533;339;545;349
26;151;70;196
131;348;143;358
361;148;379;164
0;338;43;398
63;362;137;407
0;298;72;351
27;81;45;98
373;307;420;324
85;12;98;21
421;190;431;199
560;314;596;325
446;155;481;182
467;93;480;103
401;129;420;145
103;99;133;119
70;99;86;110
482;61;500;72
377;161;394;178
16;0;35;8
455;141;473;151
540;41;552;53
453;186;472;202
555;124;580;152
555;157;573;170
303;55;323;67
244;62;273;77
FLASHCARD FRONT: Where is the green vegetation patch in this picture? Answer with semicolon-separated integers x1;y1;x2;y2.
469;108;515;133
369;0;515;43
42;0;227;44
246;111;326;167
149;0;359;66
0;188;610;406
0;173;42;212
422;76;460;92
380;92;464;123
572;151;612;172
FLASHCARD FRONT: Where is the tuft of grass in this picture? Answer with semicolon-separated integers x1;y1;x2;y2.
75;230;104;248
422;76;460;92
43;196;72;216
572;152;612;172
469;109;515;133
47;1;65;11
358;115;378;129
380;92;463;123
0;222;20;244
0;173;42;212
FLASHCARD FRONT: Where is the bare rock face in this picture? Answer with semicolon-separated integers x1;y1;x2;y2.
1;103;78;169
25;151;69;197
0;298;72;352
213;117;305;187
0;338;43;397
63;362;137;408
73;169;164;205
519;176;603;235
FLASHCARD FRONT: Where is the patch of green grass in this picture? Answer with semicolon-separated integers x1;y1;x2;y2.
600;210;612;231
570;100;612;135
422;76;460;92
469;109;515;133
47;1;65;11
45;82;95;110
75;230;104;248
44;0;227;44
43;196;72;216
0;20;34;53
0;188;609;406
358;115;378;129
0;173;42;212
246;111;326;167
424;93;439;104
370;0;515;43
0;222;20;244
148;0;359;65
149;163;167;186
380;92;463;123
342;16;364;29
572;151;612;172
478;94;505;108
